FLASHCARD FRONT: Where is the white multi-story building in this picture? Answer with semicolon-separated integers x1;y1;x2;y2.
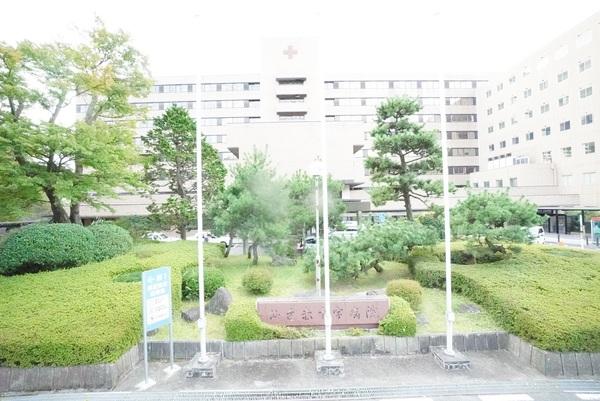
471;11;600;210
78;38;485;220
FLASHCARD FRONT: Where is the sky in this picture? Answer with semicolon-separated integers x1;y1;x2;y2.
1;0;599;78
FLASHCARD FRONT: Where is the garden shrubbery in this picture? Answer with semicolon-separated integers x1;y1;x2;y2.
378;296;417;337
182;266;225;301
223;302;305;341
0;224;97;275
242;268;273;295
386;279;423;310
88;222;134;261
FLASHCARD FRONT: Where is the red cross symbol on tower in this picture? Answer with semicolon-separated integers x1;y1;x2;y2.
283;45;298;60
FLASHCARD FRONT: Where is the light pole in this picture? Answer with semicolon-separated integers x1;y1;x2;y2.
311;160;322;296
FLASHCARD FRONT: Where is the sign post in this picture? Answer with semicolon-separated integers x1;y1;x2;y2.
136;266;178;390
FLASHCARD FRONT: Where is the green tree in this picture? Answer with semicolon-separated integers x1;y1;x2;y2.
451;192;544;253
0;20;151;223
365;97;443;220
142;105;225;239
286;170;346;243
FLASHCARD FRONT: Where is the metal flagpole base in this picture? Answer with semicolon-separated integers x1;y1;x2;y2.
315;350;344;376
184;352;220;379
431;346;470;370
163;364;181;377
134;378;156;391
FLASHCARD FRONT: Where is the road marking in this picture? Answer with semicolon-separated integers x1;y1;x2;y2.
576;394;600;400
479;395;533;401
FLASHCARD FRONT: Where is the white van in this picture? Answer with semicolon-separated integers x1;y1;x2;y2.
528;226;545;244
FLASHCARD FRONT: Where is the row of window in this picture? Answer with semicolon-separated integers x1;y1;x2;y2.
448;147;479;157
561;172;597;186
448;166;479;175
542;142;596;162
474;178;519;188
488;112;593;134
152;84;194;93
325;97;476;107
325;80;480;90
202;99;259;109
200;116;260;126
201;82;260;92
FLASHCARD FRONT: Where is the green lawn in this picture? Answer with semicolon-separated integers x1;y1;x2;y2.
414;245;600;352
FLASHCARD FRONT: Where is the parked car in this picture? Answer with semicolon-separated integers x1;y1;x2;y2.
189;232;232;248
528;226;545;244
145;232;179;242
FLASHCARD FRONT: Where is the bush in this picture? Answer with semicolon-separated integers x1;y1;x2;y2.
182;266;225;301
378;296;417;337
224;302;305;341
88;222;134;261
0;224;96;275
386;279;423;310
113;215;165;239
242;268;273;295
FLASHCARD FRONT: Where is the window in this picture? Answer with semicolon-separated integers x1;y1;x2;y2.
583;173;596;185
580;86;592;98
558;95;569;106
445;97;476;106
496;179;503;188
445;80;475;89
512;136;519;145
486;90;492;98
448;148;479;156
542;151;552;162
539;80;548;90
488;126;494;133
446;114;477;122
489;144;495;151
472;182;479;188
562;175;573;186
540;103;549;113
526;132;534;141
524;110;533;118
364;80;391;89
497;102;504;110
560;120;571;132
499;121;505;129
509;76;516;84
513;155;529;165
584;142;595;154
497;83;504;91
419;97;439;106
447;131;478;139
511;116;518;125
487;108;493;115
419;80;438;89
576;30;592;48
557;71;569;82
201;83;217;92
579;59;592;72
511;95;518;104
562;146;572;157
336;81;361;89
483;181;490;188
393;80;419;89
447;166;479;174
523;88;532;98
499;140;506;149
510;177;518;187
542;126;551;136
581;113;593;125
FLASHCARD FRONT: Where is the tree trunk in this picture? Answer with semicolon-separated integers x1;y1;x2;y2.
179;225;187;240
242;239;247;255
69;162;84;224
252;243;258;265
224;233;233;258
403;189;413;220
247;244;252;259
44;188;69;223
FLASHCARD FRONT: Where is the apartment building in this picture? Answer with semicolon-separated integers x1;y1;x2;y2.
471;11;600;209
78;38;484;219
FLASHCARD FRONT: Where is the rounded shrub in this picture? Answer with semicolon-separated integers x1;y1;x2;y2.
242;268;273;295
378;296;417;337
224;302;305;341
0;224;96;275
386;279;423;310
182;266;225;301
88;222;133;262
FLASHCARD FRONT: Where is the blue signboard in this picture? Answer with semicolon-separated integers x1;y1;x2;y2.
142;267;172;331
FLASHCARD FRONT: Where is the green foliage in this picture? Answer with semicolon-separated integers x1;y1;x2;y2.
143;106;226;238
413;246;600;352
182;266;225;301
378;297;417;337
345;327;367;336
0;20;151;223
224;302;306;341
386;279;423;310
0;224;96;275
114;215;166;239
365;97;443;220
0;241;195;366
88;222;133;261
242;268;274;295
452;192;544;255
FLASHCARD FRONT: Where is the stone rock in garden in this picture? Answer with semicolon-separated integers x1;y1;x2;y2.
366;289;385;296
458;303;481;314
181;307;200;322
416;312;429;325
271;255;296;266
206;287;232;315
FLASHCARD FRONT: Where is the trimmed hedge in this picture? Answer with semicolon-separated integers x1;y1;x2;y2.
224;302;305;341
182;266;226;301
0;224;96;275
88;223;134;261
242;268;273;295
386;279;423;310
378;296;417;337
412;245;600;352
0;241;206;367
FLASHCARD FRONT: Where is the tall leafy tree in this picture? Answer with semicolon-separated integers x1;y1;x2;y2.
0;19;151;223
365;97;443;220
143;105;226;239
286;170;346;243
